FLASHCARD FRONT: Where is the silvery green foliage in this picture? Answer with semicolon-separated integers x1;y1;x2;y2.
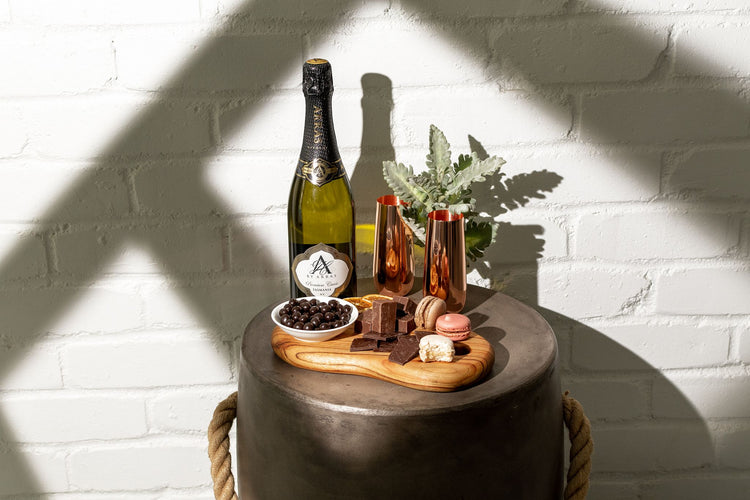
382;125;505;261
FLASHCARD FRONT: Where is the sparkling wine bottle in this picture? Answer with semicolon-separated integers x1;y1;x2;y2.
288;58;357;298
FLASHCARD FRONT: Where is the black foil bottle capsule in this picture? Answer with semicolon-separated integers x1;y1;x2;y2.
287;59;357;298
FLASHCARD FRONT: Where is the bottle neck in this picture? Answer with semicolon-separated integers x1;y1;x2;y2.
300;93;340;164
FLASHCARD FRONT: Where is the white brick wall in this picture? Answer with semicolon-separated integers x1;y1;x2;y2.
1;2;749;499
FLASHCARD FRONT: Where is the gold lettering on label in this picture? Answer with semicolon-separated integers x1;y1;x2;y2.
313;105;323;144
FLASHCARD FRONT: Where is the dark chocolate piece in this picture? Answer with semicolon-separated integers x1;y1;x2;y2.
354;318;372;334
393;295;418;315
372;300;397;334
388;335;420;365
397;314;416;334
414;329;432;341
363;330;398;342
350;337;378;352
374;340;397;352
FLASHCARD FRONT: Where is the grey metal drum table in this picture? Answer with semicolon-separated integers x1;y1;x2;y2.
237;284;562;499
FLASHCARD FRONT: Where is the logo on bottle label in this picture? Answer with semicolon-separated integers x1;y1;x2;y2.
296;157;345;187
292;243;353;297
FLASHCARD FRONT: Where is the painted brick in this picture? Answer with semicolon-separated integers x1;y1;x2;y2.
641;477;750;500
677;24;750;77
150;390;235;432
1;395;146;442
581;0;750;11
716;426;750;468
203;155;293;215
653;376;750;418
48;285;143;334
22;95;212;159
219;93;304;152
664;149;750;199
656;268;750;315
9;0;201;24
55;224;224;276
0;450;68;495
0;338;62;390
538;267;649;318
394;87;573;150
141;284;215;327
69;444;208;490
0;162;129;222
562;378;649;420
0;2;8;21
0;30;114;96
309;24;489;89
573;324;731;370
739;328;750;363
214;281;287;336
62;335;232;388
0;227;46;281
503;149;661;204
399;0;566;17
0;105;28;156
491;20;667;84
230;216;291;275
581;90;750;143
481;219;567;264
593;422;713;471
115;32;302;91
575;211;740;259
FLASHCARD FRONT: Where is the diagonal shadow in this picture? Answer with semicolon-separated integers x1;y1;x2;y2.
2;0;748;496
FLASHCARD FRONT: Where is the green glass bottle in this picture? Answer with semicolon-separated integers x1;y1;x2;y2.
288;58;357;298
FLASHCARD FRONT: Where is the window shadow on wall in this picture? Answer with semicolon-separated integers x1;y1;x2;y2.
2;0;745;495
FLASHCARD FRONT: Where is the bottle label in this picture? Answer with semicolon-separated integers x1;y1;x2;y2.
291;243;353;297
296;158;345;187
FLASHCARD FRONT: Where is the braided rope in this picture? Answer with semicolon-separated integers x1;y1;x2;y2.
207;391;238;500
562;391;594;500
208;391;593;500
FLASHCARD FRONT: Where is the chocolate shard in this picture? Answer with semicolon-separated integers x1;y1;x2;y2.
372;300;398;334
363;330;398;342
388;335;420;365
375;339;397;352
397;313;416;334
393;295;418;315
413;329;433;341
350;337;378;352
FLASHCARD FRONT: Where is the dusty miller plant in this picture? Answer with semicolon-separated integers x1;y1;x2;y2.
382;124;506;261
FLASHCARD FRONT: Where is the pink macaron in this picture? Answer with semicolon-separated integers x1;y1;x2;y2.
435;313;471;341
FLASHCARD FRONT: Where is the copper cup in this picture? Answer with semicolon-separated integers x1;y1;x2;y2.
423;209;466;312
373;195;414;296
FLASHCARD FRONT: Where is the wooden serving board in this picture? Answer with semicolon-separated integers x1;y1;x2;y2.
271;327;495;392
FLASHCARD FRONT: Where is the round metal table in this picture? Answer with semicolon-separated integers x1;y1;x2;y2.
237;283;562;499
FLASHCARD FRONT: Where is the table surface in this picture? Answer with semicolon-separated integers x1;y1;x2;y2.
242;279;557;415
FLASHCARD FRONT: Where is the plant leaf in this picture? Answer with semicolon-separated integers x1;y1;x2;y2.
426;124;452;187
446;154;506;198
382;160;432;206
454;153;473;172
464;220;497;261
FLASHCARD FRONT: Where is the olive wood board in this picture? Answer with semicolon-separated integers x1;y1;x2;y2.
271;327;495;392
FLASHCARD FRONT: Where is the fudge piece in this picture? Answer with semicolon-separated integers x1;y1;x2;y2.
388;335;420;365
372;299;397;334
393;295;418;315
354;309;373;333
396;313;416;334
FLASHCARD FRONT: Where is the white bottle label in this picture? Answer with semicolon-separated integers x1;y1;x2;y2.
292;243;353;297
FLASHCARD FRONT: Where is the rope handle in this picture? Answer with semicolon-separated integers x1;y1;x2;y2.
207;391;593;500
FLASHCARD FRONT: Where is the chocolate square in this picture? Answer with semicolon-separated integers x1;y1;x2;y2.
414;329;432;341
393;295;418;315
372;300;397;334
363;330;397;342
397;314;416;334
388;335;420;365
350;337;378;352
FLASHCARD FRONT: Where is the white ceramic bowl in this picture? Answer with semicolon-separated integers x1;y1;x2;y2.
271;296;359;342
